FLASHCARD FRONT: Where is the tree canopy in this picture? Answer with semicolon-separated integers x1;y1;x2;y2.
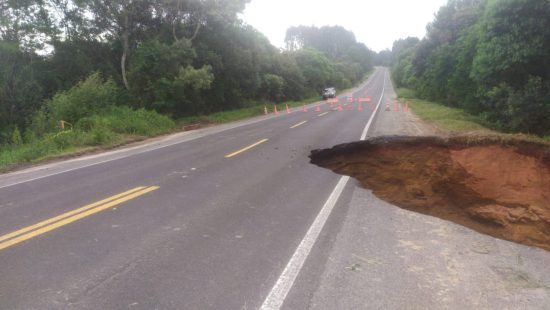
0;1;374;144
391;0;550;135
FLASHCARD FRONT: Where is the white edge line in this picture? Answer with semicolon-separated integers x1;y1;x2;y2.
360;70;386;141
259;69;387;310
259;176;350;310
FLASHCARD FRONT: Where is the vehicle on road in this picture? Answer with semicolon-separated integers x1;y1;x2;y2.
322;87;336;99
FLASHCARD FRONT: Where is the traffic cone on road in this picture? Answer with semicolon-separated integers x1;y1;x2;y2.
274;104;279;115
315;104;321;112
404;102;409;112
358;103;363;111
338;103;343;112
302;104;308;112
286;104;290;114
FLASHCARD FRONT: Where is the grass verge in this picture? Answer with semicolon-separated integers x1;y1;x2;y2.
395;88;491;133
0;107;175;172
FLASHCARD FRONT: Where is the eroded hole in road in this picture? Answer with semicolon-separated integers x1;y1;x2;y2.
310;136;550;251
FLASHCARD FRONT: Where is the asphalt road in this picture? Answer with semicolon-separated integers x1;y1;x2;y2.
0;68;389;309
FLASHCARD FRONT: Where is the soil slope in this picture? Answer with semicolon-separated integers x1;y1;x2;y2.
310;136;550;251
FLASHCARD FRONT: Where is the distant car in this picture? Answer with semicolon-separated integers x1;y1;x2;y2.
322;87;336;100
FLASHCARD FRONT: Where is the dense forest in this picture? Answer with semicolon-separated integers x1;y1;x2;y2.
391;0;550;135
0;0;374;148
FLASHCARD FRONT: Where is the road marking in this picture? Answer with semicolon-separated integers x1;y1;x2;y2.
318;112;329;117
360;70;386;140
260;69;387;310
0;187;146;243
224;138;268;158
289;121;307;129
0;186;159;251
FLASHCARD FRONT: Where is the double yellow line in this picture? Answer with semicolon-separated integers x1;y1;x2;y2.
0;186;159;251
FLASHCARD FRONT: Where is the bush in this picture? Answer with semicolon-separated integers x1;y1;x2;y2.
47;72;118;123
108;106;175;135
261;74;285;101
396;88;417;99
51;130;81;149
89;127;117;145
11;127;23;146
76;106;175;136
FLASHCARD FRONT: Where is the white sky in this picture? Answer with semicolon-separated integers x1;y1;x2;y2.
240;0;448;52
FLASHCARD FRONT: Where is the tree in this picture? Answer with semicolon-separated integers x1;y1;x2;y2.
391;0;550;135
86;0;156;90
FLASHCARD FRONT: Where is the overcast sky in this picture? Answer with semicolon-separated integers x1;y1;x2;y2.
240;0;448;52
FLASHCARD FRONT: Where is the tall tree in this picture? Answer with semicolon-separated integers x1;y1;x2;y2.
86;0;155;90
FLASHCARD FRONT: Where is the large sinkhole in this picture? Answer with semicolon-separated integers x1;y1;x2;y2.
310;136;550;251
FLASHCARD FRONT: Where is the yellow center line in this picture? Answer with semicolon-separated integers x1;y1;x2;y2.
290;121;307;129
0;186;159;251
318;112;329;117
225;138;269;158
0;187;146;243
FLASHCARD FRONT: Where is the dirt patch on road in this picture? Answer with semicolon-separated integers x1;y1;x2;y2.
310;136;550;251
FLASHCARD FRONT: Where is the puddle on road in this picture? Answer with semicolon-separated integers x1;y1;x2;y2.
310;136;550;251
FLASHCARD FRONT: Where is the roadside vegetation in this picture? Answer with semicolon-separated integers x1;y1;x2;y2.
390;0;550;137
0;1;376;171
396;88;491;133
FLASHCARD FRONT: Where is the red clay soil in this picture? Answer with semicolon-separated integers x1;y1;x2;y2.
310;136;550;251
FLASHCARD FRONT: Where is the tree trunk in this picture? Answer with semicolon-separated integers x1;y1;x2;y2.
189;21;201;42
121;14;130;90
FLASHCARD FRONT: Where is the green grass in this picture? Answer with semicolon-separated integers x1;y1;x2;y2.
396;88;491;133
0;107;175;171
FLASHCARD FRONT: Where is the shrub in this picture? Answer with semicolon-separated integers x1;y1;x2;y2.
47;72;118;123
89;127;117;145
76;106;175;136
11;127;23;146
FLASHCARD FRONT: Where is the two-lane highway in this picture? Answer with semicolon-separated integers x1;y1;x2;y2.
0;68;388;309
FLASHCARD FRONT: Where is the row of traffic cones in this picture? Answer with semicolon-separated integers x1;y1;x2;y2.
264;101;382;115
384;100;410;112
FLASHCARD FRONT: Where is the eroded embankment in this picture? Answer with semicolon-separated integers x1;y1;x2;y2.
310;136;550;251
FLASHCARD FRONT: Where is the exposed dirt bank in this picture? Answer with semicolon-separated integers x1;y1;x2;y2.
310;136;550;251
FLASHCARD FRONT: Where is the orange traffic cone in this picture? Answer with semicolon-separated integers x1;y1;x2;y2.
286;104;290;114
338;104;343;112
315;104;321;112
302;104;308;112
394;102;400;112
274;104;279;115
358;103;363;111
